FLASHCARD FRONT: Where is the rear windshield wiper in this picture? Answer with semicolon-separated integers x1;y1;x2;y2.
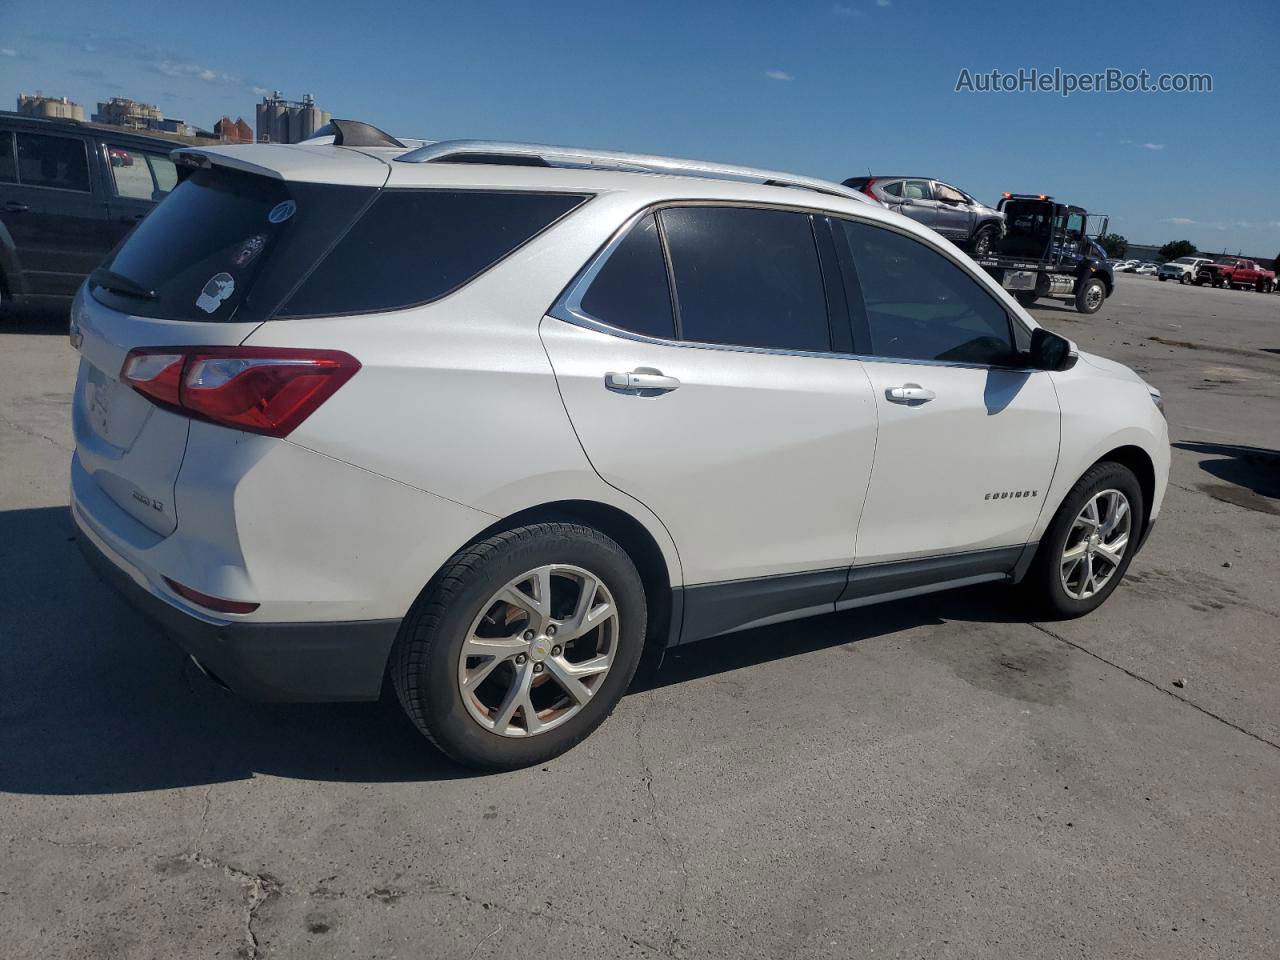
89;268;157;301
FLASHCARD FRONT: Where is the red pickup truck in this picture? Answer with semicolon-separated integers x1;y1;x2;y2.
1194;258;1276;292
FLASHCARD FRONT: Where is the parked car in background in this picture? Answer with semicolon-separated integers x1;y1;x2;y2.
71;128;1167;769
1135;263;1158;276
843;175;1005;256
1158;256;1212;284
0;112;179;314
1194;258;1276;292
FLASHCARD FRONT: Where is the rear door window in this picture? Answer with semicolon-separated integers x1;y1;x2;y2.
278;190;590;317
107;145;179;200
93;166;374;323
15;133;90;191
659;206;830;352
833;218;1015;366
576;214;675;339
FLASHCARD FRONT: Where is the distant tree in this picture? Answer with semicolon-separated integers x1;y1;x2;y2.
1098;233;1128;258
1273;252;1280;272
1158;239;1198;261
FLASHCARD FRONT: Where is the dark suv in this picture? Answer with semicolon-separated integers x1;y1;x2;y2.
0;112;181;313
843;176;1005;257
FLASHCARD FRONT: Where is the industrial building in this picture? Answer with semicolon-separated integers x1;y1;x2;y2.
255;92;331;144
213;116;255;144
91;97;193;137
16;93;85;122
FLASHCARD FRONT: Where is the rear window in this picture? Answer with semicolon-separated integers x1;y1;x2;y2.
276;189;590;318
93;167;375;323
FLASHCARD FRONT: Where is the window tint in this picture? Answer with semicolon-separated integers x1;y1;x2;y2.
280;190;589;317
579;214;675;339
834;219;1015;366
15;133;90;191
150;153;178;193
95;167;373;323
880;181;902;197
0;133;15;183
660;206;829;352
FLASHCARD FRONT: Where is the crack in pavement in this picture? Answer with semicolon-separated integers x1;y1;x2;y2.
180;851;280;960
0;414;73;452
634;693;692;957
1029;622;1280;752
464;923;503;959
308;876;674;957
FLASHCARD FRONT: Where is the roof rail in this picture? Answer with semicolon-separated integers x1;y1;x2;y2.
395;139;870;203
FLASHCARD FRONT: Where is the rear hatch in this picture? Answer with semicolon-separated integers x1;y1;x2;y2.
72;151;384;537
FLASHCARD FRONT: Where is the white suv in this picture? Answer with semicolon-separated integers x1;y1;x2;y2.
1158;256;1212;284
70;125;1170;769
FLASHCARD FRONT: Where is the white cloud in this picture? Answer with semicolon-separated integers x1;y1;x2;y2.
832;3;862;15
876;0;892;6
1142;143;1165;151
765;69;794;81
1163;217;1195;225
0;48;17;57
253;86;270;97
152;59;237;83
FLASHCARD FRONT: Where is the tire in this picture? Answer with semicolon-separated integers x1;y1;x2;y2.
391;522;647;771
969;224;997;258
1014;291;1038;307
1023;461;1145;619
1075;276;1106;314
1178;273;1189;285
1157;275;1167;282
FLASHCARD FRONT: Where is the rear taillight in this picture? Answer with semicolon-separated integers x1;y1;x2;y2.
122;346;359;437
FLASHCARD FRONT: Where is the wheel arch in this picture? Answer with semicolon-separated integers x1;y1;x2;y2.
1094;444;1155;532
465;499;678;656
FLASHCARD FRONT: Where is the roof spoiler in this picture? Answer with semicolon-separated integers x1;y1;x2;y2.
309;119;405;149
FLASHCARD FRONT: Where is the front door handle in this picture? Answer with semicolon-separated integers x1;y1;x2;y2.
3;201;29;213
886;383;936;404
605;369;681;394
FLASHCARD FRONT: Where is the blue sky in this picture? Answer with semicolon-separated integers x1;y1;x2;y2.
2;0;1276;255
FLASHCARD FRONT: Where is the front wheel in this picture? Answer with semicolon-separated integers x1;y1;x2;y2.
1157;275;1167;282
1178;273;1189;284
1075;277;1106;314
391;522;647;770
1023;462;1144;619
969;224;998;258
1014;291;1038;307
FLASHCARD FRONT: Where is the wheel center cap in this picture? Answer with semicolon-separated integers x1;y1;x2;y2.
530;639;551;662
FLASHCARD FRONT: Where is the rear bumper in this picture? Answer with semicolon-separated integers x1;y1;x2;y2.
75;518;401;702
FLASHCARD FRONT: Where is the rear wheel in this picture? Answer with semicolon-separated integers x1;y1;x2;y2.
1075;277;1106;314
391;522;647;770
1014;291;1038;308
1024;462;1143;619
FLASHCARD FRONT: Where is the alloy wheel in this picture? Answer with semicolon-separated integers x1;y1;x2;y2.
1060;489;1131;600
1085;283;1104;310
457;564;618;737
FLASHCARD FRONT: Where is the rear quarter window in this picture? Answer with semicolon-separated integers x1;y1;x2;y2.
277;189;590;318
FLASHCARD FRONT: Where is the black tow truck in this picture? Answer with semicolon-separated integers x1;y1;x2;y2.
971;193;1114;315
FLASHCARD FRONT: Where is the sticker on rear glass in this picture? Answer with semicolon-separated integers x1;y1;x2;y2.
268;200;296;224
196;272;235;314
232;234;267;267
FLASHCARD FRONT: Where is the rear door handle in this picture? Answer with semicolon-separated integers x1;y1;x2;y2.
605;369;681;394
3;201;29;213
886;383;935;404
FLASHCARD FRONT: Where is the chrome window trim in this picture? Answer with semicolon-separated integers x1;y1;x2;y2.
549;200;1041;374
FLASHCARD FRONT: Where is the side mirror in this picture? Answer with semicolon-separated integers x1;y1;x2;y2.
1029;328;1077;371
